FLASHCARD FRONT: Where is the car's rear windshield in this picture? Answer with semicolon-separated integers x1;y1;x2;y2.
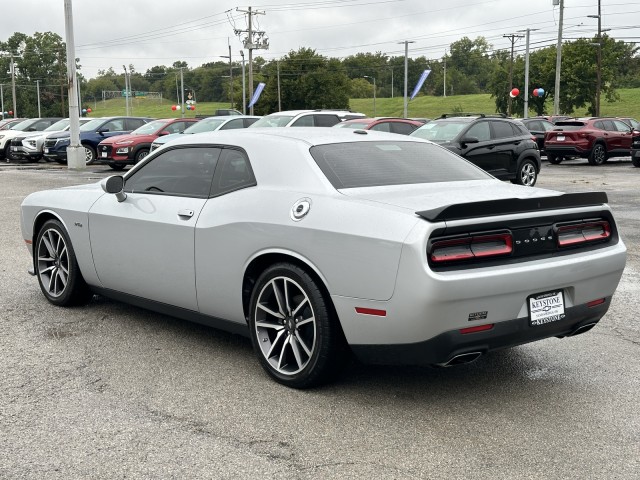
554;121;586;130
309;141;490;189
250;115;295;127
410;121;469;142
334;121;370;129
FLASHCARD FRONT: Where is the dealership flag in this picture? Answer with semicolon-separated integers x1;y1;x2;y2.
410;70;431;100
248;82;266;108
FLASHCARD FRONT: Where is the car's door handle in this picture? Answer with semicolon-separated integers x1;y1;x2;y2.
486;145;495;149
178;209;194;219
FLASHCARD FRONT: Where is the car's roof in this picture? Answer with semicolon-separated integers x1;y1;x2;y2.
264;110;341;117
165;126;429;148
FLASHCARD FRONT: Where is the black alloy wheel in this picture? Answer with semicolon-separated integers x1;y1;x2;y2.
588;143;607;165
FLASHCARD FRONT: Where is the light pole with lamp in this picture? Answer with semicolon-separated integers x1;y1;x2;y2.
588;1;603;117
363;75;376;117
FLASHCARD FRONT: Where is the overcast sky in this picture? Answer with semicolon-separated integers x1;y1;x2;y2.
1;0;637;78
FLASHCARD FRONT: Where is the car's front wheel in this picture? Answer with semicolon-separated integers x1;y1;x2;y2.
135;149;149;163
632;155;640;168
35;219;93;306
588;143;607;165
84;145;96;165
248;263;346;388
512;159;538;187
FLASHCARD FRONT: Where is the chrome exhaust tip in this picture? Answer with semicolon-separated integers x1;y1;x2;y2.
437;351;483;368
570;322;598;336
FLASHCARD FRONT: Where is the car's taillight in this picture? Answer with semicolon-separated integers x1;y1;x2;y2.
430;233;513;264
578;130;593;138
556;221;611;247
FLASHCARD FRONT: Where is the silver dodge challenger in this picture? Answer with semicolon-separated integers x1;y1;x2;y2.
21;128;627;388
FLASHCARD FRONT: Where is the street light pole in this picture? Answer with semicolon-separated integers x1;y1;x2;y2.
553;0;565;115
398;40;415;118
588;0;602;116
240;50;246;114
363;76;376;117
36;79;41;117
63;0;84;170
10;55;17;117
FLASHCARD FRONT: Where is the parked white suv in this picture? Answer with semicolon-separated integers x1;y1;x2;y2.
250;110;345;128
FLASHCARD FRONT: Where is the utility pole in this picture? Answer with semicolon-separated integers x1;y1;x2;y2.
277;60;281;112
123;65;129;116
520;28;538;119
1;84;4;118
220;41;233;109
235;7;268;115
398;40;415;118
240;50;246;114
10;55;17;118
443;51;447;98
36;80;41;117
554;0;564;115
589;0;602;116
64;0;84;170
390;67;394;99
503;33;524;116
180;67;185;118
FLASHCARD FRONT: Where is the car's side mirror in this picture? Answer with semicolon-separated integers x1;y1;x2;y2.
27;127;37;131
158;130;170;136
97;128;109;135
101;175;127;202
460;136;479;146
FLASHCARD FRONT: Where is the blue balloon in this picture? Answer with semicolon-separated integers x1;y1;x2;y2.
537;88;545;96
82;108;87;113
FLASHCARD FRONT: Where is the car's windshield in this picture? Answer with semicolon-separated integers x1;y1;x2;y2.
183;118;227;134
554;121;586;131
310;141;490;189
80;119;106;132
250;115;295;127
10;119;36;131
334;122;370;129
44;119;70;131
131;120;167;135
410;121;469;142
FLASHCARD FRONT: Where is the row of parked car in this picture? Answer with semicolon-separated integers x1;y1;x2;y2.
2;110;639;184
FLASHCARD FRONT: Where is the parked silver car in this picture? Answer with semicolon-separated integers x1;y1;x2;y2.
21;129;626;388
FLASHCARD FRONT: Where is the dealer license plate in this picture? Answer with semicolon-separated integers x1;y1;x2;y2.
44;148;49;154
529;290;565;326
635;150;640;157
556;135;565;141
11;146;17;151
101;152;107;158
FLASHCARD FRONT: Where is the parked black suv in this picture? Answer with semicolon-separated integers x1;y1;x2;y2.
411;114;541;186
632;129;640;168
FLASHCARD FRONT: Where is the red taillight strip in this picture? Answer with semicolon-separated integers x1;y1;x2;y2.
459;324;494;334
557;221;611;247
587;298;606;308
355;307;387;317
431;233;512;264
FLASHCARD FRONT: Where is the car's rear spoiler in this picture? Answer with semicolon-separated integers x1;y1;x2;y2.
416;192;609;223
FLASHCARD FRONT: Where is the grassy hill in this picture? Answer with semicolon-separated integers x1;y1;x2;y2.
84;89;640;120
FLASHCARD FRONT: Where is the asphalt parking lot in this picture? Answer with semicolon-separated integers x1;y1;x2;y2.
1;158;638;479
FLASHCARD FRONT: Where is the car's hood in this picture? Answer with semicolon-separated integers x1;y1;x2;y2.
47;131;71;140
100;133;156;145
339;180;560;212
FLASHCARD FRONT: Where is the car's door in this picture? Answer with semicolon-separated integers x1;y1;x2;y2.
89;146;221;310
487;120;518;176
612;119;633;150
457;121;497;174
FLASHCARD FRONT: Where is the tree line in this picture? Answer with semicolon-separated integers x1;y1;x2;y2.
1;31;638;118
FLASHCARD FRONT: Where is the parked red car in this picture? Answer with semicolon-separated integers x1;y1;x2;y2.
334;117;425;135
97;118;199;170
544;117;634;165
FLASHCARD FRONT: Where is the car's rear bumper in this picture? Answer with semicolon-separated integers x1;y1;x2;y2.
545;145;589;157
350;300;609;366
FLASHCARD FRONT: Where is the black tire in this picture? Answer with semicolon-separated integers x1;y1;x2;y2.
34;219;93;307
109;164;125;171
632;155;640;168
54;159;67;165
83;145;97;165
512;158;538;187
134;149;149;163
4;144;14;161
588;143;607;165
248;262;347;389
547;153;563;164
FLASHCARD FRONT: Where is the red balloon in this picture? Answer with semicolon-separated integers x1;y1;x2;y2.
8;110;13;115
532;89;539;97
87;107;92;113
171;105;177;111
191;105;196;110
510;88;520;97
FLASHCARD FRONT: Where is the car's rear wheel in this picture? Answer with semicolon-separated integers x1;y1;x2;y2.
547;153;563;164
512;159;537;187
109;164;125;171
632;156;640;168
35;219;93;306
248;263;346;389
54;159;67;165
588;143;607;165
135;149;149;163
84;145;96;165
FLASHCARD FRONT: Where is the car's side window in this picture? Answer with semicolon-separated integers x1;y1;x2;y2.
601;120;617;132
490;121;515;139
244;118;259;127
220;119;245;130
314;115;340;127
291;115;314;127
391;123;417;135
31;120;52;130
541;121;554;131
164;122;187;134
370;122;392;132
102;119;125;132
612;120;631;132
126;119;146;130
465;122;491;141
211;148;256;197
125;147;221;198
527;121;541;131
